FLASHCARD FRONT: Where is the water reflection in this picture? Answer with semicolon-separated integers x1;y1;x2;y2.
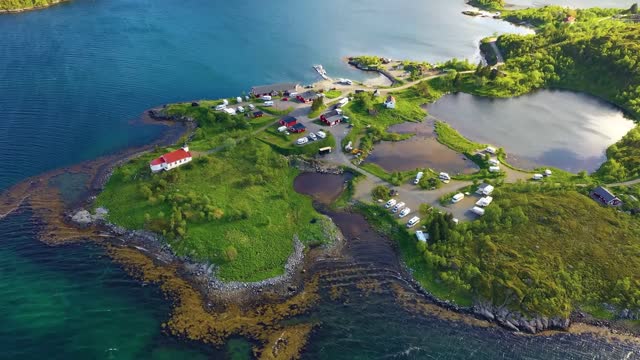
427;91;635;172
364;119;480;174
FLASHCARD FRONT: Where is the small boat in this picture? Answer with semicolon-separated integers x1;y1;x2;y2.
313;64;329;80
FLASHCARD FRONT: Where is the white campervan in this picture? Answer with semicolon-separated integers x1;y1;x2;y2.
406;216;421;228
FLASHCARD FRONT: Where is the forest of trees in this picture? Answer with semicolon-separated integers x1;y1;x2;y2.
449;6;640;180
468;0;505;11
415;185;640;317
496;6;640;118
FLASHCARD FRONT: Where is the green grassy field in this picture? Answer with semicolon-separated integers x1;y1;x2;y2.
96;140;329;282
324;90;342;99
256;126;336;156
406;184;640;317
433;121;486;155
341;90;427;154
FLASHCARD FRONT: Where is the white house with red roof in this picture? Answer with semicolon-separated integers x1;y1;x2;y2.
149;145;192;172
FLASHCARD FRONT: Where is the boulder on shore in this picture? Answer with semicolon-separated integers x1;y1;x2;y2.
71;210;92;227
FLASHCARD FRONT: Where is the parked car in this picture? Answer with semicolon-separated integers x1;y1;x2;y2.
296;137;309;145
237;106;245;113
282;97;289;101
316;131;327;139
263;101;274;107
308;133;317;141
214;104;226;111
398;207;411;218
384;199;397;209
248;104;255;110
261;95;272;101
277;126;287;132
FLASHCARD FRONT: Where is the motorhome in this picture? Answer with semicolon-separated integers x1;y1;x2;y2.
406;216;421;228
398;207;411;218
414;172;424;185
384;199;397;209
476;196;493;207
391;202;406;213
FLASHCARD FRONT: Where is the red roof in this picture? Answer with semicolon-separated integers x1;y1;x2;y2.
150;158;164;166
162;148;192;163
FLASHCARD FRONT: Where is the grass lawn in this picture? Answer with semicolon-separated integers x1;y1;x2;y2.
257;105;294;116
433;120;485;155
341;88;427;154
308;104;327;119
96;141;330;282
256;125;336;156
324;90;342;99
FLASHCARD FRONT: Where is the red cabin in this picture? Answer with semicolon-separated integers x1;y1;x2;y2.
320;110;342;126
289;123;306;133
279;116;297;127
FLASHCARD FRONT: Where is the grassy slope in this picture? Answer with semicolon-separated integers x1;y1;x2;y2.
96;103;329;282
436;187;640;317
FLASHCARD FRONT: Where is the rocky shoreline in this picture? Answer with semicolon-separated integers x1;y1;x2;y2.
12;93;637;348
67;121;638;337
66;153;347;307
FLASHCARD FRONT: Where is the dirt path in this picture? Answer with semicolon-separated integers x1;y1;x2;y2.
608;178;640;187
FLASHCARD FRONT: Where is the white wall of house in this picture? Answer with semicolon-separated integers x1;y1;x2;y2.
163;157;192;170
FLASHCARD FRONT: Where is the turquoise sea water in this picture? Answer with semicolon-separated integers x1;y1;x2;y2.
0;0;637;358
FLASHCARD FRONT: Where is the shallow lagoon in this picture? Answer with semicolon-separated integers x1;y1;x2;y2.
427;90;635;172
364;119;480;174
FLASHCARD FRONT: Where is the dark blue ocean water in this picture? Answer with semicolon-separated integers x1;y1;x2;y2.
0;0;636;358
